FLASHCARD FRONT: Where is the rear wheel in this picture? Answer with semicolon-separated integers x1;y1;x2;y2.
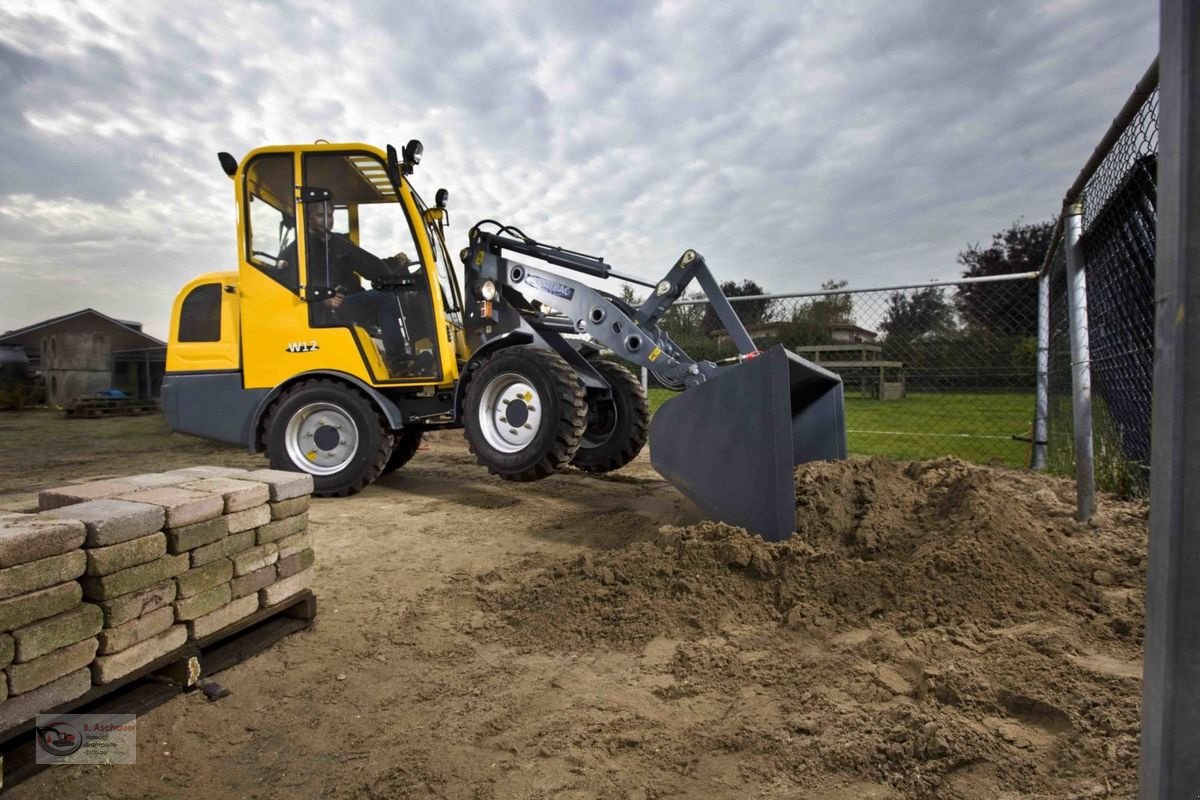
264;379;392;497
382;428;423;474
571;360;650;473
463;346;587;481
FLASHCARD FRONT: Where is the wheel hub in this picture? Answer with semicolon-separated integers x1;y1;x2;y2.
478;373;543;454
284;402;361;475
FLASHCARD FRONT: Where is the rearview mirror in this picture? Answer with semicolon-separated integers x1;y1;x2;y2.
386;144;400;184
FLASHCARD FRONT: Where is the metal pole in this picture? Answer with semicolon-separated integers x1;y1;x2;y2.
1141;0;1200;793
1032;266;1051;469
1063;202;1095;521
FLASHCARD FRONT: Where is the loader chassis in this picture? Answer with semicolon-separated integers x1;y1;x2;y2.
163;141;847;539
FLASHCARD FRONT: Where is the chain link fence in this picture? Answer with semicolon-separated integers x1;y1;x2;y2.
645;275;1039;467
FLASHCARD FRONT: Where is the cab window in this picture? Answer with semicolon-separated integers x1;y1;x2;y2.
243;154;298;293
178;283;222;342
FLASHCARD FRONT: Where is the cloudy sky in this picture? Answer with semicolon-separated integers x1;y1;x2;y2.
0;0;1157;340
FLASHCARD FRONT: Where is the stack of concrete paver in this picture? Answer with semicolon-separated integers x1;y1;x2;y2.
0;515;98;729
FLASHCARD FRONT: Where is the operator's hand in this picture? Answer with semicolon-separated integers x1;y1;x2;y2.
275;258;289;272
322;292;344;309
384;252;411;271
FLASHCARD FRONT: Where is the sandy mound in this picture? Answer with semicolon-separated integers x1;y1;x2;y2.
473;457;1147;798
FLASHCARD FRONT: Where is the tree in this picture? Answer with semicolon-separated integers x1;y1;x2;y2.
701;280;774;334
955;219;1053;336
790;279;853;326
880;287;955;350
617;282;643;308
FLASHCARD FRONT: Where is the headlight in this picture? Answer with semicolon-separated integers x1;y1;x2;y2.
479;280;497;301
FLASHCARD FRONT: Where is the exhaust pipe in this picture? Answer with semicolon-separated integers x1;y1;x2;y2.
649;344;846;541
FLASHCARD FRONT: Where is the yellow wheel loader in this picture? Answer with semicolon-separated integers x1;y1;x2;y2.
163;140;846;540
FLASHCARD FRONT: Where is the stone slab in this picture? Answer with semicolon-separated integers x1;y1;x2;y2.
81;554;189;602
176;558;233;598
0;517;85;568
38;480;142;511
239;469;313;501
113;487;224;529
98;579;177;628
232;543;278;577
269;496;310;521
97;605;175;655
0;668;91;730
276;548;315;579
0;551;86;601
86;532;166;577
165;516;227;555
8;637;97;695
256;513;308;545
226;504;270;534
173;583;231;621
178;478;270;513
0;633;12;668
91;625;186;684
231;564;276;599
163;466;249;479
190;530;253;567
275;530;313;560
0;582;82;633
260;567;312;607
118;473;188;489
14;604;102;662
40;498;164;548
188;593;259;639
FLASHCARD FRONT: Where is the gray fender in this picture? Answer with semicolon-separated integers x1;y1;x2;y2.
247;370;406;452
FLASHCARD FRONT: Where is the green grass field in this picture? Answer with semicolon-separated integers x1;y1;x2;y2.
648;389;1035;468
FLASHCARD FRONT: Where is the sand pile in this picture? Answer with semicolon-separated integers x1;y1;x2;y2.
473;457;1147;797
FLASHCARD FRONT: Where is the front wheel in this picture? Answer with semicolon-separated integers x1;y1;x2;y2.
571;360;650;473
463;346;587;481
264;379;393;497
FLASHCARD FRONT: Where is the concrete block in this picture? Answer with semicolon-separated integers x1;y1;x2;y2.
113;488;223;529
231;564;275;599
239;469;313;501
38;480;141;511
260;567;312;607
86;532;166;576
188;593;259;639
176;558;233;598
173;583;231;622
256;512;308;545
91;625;186;684
276;548;315;579
8;637;97;695
0;551;86;601
275;530;313;560
97;605;174;655
0;517;85;568
232;543;277;577
13;604;102;662
0;633;12;667
40;499;164;548
0;582;82;633
178;478;269;513
0;668;91;729
190;530;253;567
163;466;249;479
269;495;310;520
119;473;188;489
98;579;176;628
165;516;227;555
225;504;270;534
81;554;189;602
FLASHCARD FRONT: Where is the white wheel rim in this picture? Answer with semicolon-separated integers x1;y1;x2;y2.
284;402;360;475
478;372;543;454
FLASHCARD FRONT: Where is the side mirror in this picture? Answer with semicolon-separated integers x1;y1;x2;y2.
386;144;400;184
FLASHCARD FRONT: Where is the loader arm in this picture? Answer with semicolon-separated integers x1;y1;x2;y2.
461;226;847;541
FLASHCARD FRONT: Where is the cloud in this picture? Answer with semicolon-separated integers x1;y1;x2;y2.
0;0;1157;340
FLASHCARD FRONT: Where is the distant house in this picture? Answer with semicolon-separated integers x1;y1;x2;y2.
0;309;166;401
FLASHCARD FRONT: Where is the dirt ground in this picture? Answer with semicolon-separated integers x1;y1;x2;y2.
0;411;1146;799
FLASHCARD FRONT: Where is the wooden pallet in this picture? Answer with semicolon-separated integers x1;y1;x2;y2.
0;590;317;792
63;397;159;419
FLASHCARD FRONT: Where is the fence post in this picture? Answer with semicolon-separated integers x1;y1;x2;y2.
1032;267;1051;469
1063;202;1095;521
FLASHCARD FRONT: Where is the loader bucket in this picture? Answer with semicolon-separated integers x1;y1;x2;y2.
649;344;846;542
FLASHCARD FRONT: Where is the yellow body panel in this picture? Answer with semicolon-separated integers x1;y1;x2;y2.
166;272;241;372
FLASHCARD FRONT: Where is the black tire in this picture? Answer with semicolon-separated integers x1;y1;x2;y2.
462;346;587;481
571;360;650;473
382;428;423;474
263;378;393;497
